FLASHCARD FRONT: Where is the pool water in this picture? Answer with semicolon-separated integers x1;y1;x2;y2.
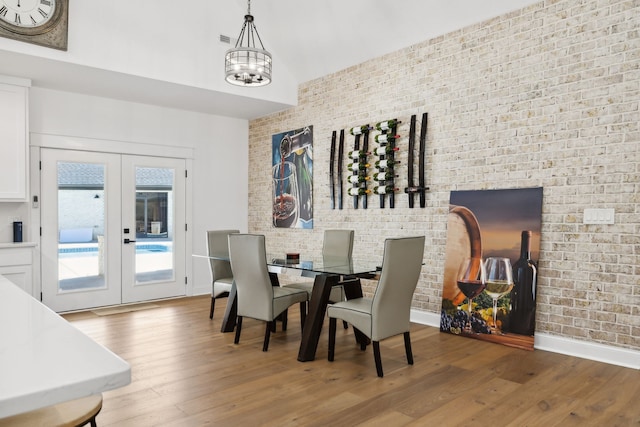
59;244;171;255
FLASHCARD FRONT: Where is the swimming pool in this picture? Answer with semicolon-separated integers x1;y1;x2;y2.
59;243;172;255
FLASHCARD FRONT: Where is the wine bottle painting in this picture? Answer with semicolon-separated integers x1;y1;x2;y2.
440;187;543;351
272;126;313;229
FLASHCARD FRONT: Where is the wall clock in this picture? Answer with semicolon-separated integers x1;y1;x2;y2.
0;0;68;50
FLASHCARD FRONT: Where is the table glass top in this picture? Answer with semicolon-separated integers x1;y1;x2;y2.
195;253;378;277
267;255;378;277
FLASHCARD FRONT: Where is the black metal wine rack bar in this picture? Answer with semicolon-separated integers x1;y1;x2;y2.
362;129;370;209
329;130;336;209
337;129;345;209
404;112;429;207
419;113;429;207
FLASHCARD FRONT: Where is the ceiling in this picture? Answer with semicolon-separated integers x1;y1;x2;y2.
254;0;539;84
0;0;540;119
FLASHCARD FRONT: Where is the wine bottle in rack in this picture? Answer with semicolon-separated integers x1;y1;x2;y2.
375;119;398;131
373;185;398;195
372;171;399;181
373;146;400;156
348;149;370;159
375;159;400;169
374;134;400;144
348;187;371;196
509;230;538;336
347;162;370;172
350;125;370;136
347;174;370;184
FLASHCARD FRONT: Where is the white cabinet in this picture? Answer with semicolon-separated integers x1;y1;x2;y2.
0;76;30;201
0;243;35;296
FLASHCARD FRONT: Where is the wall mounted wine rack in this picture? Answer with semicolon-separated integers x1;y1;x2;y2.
373;119;400;208
348;125;370;209
329;111;428;210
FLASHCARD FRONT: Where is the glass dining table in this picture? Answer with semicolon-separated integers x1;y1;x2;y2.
197;253;379;362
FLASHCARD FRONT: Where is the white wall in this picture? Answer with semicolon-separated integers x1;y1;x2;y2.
0;1;297;106
24;87;248;296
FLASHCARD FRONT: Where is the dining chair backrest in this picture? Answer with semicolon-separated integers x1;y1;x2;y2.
228;234;274;321
323;229;354;259
206;229;238;282
370;236;425;341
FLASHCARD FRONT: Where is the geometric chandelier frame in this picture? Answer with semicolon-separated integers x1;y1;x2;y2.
224;0;272;86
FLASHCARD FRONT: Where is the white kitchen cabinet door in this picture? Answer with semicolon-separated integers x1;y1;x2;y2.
0;80;29;201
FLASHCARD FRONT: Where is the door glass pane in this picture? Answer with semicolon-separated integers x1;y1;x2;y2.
134;167;174;284
57;162;105;292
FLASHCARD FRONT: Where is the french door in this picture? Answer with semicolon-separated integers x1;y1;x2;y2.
41;148;186;312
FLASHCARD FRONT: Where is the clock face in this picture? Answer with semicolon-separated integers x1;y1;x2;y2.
0;0;56;29
0;0;66;49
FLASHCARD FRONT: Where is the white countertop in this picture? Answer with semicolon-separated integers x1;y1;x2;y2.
0;276;131;418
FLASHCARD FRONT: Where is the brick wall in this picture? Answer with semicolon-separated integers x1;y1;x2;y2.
249;0;640;351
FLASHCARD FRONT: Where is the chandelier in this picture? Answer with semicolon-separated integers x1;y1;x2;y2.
225;0;272;87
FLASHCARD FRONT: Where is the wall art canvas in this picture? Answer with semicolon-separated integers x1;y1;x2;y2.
440;187;543;350
272;126;313;229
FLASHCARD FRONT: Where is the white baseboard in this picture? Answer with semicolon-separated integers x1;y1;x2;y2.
410;309;640;370
191;285;210;297
533;333;640;370
411;308;441;327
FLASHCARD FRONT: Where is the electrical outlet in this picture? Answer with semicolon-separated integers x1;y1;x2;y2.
583;208;614;224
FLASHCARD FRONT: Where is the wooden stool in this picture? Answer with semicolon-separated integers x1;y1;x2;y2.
0;394;103;427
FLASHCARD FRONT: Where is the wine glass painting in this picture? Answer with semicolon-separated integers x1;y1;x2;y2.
456;257;486;334
272;126;313;229
484;257;515;334
272;161;299;228
440;187;543;351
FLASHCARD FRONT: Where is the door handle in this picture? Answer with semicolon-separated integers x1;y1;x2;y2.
124;238;137;244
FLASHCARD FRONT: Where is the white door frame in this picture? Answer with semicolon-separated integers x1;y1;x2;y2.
40;148;123;311
121;154;187;303
30;133;193;308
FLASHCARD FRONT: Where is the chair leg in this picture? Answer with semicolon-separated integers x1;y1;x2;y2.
274;309;287;331
263;321;272;352
234;316;243;344
328;317;337;361
404;332;414;365
209;296;215;319
299;301;307;331
373;341;383;377
329;297;348;330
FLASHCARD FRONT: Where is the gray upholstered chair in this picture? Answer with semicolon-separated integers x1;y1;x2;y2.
327;236;425;377
207;229;238;319
228;234;309;352
285;229;354;304
322;229;354;259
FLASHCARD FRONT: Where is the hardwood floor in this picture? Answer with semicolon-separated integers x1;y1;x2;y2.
63;296;640;426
